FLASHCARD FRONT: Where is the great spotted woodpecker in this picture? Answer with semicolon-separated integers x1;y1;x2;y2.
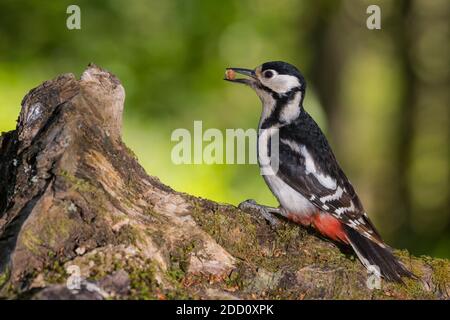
225;61;414;282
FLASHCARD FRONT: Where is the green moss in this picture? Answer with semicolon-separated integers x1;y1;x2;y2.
167;239;199;283
190;203;259;263
43;260;68;284
0;268;10;288
59;170;98;193
127;258;192;300
21;202;78;257
45;214;75;246
275;223;300;245
189;199;365;297
109;213;122;225
37;244;194;300
58;170;110;221
21;229;44;255
427;258;450;291
190;198;450;300
128;263;159;299
224;269;243;289
116;224;139;246
166;268;185;283
0;282;17;299
394;277;435;299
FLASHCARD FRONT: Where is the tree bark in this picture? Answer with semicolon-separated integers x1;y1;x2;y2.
0;65;448;300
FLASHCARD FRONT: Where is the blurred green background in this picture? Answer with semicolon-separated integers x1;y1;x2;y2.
0;0;448;258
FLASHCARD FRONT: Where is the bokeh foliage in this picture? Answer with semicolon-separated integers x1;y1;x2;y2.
0;0;448;258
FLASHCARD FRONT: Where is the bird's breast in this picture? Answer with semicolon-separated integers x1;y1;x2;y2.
257;126;315;218
263;173;315;218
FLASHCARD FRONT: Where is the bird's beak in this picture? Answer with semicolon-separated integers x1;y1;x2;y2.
224;67;257;85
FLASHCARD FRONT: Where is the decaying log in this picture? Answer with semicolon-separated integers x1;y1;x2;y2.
0;64;448;300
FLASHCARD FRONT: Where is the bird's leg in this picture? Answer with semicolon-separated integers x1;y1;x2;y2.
238;199;281;226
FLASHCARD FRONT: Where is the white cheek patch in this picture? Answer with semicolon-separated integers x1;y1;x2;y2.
300;146;337;190
262;74;300;93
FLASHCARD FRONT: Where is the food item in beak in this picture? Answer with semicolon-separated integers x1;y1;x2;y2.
225;69;236;80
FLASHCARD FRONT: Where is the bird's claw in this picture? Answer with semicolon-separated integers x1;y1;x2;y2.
238;199;258;209
238;199;280;227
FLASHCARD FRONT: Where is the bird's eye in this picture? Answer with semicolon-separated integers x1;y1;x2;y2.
263;70;274;79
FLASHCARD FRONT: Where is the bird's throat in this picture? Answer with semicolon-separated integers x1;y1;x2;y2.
259;90;303;129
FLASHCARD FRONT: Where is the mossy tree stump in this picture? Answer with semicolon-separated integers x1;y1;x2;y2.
0;65;448;300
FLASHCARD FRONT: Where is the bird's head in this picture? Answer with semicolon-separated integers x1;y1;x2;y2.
225;61;306;98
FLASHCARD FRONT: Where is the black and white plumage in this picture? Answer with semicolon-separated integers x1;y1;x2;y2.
225;61;414;282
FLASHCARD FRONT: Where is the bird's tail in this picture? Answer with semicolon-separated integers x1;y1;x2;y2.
344;224;415;282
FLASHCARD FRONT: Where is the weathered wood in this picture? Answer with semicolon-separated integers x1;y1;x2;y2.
0;65;448;300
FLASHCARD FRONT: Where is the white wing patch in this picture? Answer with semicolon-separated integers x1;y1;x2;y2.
334;201;356;216
280;138;301;153
280;139;338;191
300;145;337;190
320;186;344;203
